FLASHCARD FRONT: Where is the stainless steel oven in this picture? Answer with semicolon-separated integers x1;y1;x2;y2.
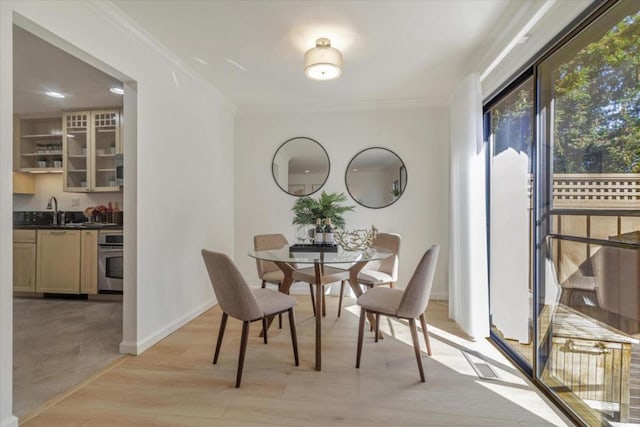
98;230;123;293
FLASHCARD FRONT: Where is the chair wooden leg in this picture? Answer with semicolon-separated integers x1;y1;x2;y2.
356;307;366;368
337;281;345;317
278;313;282;329
236;321;250;388
375;313;380;343
419;313;432;356
288;308;299;366
261;280;266;289
389;282;395;288
213;312;228;364
262;317;268;344
409;318;425;382
309;283;316;316
322;286;326;317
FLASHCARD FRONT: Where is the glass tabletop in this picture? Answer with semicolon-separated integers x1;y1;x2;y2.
248;245;393;264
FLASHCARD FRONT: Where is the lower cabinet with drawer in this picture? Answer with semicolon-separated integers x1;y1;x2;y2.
35;229;98;294
13;230;37;292
36;229;81;294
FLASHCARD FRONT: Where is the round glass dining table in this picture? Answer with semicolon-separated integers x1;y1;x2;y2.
249;245;393;371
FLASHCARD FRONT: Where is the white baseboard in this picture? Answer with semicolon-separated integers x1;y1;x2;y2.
1;415;18;427
119;298;216;355
430;292;448;301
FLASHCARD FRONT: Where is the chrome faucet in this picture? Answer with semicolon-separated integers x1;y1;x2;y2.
46;196;58;225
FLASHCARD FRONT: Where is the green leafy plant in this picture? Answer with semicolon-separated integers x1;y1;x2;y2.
291;191;355;229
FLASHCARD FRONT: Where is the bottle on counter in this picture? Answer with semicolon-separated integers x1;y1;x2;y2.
314;218;324;246
323;218;334;246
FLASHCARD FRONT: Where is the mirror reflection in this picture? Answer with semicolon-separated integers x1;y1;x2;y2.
272;137;330;196
345;147;406;208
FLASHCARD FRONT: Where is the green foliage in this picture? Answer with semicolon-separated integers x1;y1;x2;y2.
552;11;640;173
491;10;640;174
291;191;355;229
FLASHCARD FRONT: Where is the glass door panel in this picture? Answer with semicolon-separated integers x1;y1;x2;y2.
537;2;640;424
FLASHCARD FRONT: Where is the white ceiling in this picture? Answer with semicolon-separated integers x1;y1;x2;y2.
110;0;513;110
12;1;517;114
13;26;123;115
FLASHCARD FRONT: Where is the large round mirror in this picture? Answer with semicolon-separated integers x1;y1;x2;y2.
345;147;407;209
272;137;330;196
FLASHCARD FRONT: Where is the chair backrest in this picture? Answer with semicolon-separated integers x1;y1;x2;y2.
368;233;401;280
592;245;640;321
202;249;263;321
397;244;440;319
254;234;289;280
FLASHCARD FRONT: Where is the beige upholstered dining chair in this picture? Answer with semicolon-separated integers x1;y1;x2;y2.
292;265;350;317
201;249;299;388
356;244;440;382
254;233;317;320
340;233;401;318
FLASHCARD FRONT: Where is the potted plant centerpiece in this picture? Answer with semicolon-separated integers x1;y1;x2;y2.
291;191;355;243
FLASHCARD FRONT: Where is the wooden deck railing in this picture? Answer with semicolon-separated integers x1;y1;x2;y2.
552;174;640;209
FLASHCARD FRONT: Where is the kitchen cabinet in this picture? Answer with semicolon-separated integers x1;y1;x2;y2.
14;113;63;172
63;110;121;192
13;230;37;292
80;230;98;294
13;172;35;194
36;229;81;294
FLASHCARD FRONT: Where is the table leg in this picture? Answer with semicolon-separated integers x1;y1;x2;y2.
314;261;323;371
348;261;383;340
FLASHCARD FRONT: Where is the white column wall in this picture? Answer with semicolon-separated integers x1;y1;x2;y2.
234;106;450;299
0;2;235;424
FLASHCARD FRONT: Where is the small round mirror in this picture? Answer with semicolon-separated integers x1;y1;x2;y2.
345;147;407;209
272;137;330;196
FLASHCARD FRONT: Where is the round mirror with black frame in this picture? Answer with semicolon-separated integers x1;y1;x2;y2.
345;147;407;209
272;137;330;197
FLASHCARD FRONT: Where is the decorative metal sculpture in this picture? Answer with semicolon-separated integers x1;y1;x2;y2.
335;226;378;251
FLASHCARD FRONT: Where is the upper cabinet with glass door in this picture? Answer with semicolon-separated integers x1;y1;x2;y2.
14;113;64;173
63;110;120;192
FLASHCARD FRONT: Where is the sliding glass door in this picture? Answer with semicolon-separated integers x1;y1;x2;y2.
487;1;640;425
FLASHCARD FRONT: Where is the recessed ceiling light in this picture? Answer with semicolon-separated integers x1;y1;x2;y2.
304;170;310;173
352;168;358;172
45;91;65;99
109;87;124;95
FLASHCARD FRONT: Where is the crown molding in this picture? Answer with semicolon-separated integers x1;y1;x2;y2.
237;97;447;115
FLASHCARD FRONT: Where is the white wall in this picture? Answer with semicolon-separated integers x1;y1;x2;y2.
13;174;123;212
0;2;235;425
234;106;450;299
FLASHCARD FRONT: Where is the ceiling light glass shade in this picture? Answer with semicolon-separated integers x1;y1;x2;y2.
304;38;342;80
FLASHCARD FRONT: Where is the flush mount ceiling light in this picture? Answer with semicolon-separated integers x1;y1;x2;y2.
304;38;342;81
45;91;65;99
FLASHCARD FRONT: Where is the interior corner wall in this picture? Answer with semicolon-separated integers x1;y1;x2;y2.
0;1;234;422
234;106;450;300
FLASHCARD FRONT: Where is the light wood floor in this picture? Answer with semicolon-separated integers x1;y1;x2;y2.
21;296;572;426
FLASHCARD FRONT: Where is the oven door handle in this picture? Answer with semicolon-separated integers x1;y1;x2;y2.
99;247;123;252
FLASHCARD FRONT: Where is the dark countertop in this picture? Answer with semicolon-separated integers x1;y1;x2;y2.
14;224;122;231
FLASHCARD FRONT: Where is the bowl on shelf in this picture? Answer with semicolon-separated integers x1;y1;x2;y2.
334;226;378;251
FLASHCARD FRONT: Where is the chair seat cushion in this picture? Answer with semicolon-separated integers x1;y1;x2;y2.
253;288;297;317
262;270;284;284
292;266;349;285
358;269;393;286
357;287;404;316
